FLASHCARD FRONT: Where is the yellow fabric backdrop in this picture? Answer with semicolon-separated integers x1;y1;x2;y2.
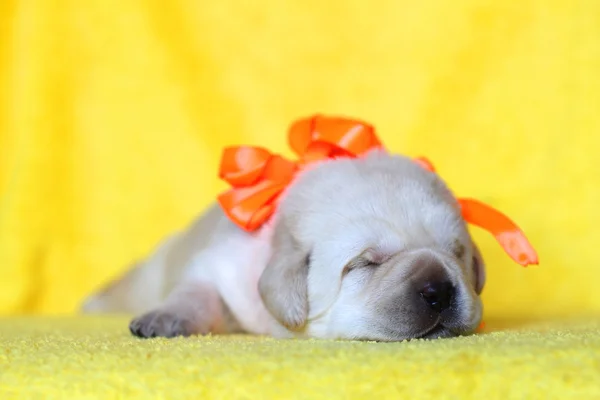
0;0;598;320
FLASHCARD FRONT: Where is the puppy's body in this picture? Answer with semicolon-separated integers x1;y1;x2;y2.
83;151;485;341
83;203;278;335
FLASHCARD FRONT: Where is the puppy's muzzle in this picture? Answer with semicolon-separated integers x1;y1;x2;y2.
410;252;456;311
406;253;467;337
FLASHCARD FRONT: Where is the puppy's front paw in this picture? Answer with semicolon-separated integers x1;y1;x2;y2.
129;310;199;339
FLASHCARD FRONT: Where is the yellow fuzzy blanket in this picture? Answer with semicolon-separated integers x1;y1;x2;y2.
1;316;600;399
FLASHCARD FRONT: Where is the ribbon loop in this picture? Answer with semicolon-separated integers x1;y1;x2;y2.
217;115;380;232
219;146;271;186
289;115;382;160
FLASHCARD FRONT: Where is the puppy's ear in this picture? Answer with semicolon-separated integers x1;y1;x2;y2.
471;242;486;295
258;219;309;331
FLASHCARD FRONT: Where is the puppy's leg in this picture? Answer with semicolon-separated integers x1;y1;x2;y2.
129;280;241;338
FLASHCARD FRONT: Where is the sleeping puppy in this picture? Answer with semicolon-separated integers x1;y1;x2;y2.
82;150;486;341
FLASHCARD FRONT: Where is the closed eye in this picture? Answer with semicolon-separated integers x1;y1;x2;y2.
341;254;381;277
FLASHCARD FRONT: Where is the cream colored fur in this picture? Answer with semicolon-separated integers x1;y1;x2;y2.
82;150;485;341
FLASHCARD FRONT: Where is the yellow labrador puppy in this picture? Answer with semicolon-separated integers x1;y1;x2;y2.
82;150;485;341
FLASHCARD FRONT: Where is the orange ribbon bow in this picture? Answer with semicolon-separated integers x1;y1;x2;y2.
217;115;538;267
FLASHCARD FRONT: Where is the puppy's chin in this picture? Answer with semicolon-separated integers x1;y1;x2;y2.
301;294;482;342
416;325;458;340
329;324;471;342
300;310;475;342
309;327;457;342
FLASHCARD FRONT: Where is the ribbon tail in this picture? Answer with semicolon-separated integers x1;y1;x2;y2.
476;321;486;332
458;198;539;266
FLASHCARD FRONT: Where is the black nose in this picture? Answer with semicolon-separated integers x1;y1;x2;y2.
420;281;455;313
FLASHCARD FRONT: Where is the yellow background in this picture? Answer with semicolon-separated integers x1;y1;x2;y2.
0;0;597;321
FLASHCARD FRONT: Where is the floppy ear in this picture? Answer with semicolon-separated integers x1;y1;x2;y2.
471;242;486;295
258;219;310;331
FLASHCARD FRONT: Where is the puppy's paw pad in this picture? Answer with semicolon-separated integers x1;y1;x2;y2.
129;310;196;339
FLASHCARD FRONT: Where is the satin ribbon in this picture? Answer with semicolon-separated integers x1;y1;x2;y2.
217;115;538;267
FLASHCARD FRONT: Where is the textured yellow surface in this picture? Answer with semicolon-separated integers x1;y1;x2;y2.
0;316;599;399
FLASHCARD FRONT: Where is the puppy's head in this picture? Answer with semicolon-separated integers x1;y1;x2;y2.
258;151;486;341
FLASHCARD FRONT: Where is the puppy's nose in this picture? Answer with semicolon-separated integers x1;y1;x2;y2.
420;281;454;313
